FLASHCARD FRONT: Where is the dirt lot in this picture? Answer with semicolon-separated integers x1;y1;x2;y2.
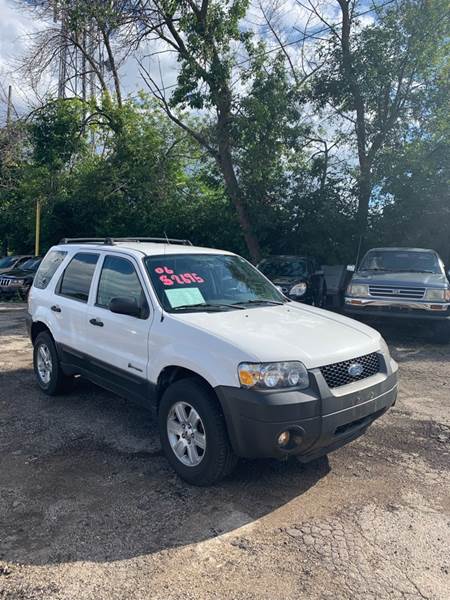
0;303;449;600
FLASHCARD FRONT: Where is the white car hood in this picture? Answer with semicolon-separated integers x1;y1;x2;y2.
174;303;381;369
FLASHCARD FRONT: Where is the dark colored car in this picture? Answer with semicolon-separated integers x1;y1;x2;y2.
345;247;450;342
258;255;327;306
0;257;43;300
0;255;33;275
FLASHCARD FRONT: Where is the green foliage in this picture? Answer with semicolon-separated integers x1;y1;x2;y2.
0;97;246;255
1;0;449;266
30;99;87;168
168;0;250;110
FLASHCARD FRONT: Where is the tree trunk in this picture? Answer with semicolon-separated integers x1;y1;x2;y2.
102;28;122;107
216;95;261;263
357;161;371;236
338;0;371;241
216;147;262;264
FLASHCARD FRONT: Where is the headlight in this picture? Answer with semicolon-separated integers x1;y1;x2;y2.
424;288;446;301
347;284;369;297
290;283;307;296
11;279;25;286
379;337;391;359
238;361;309;389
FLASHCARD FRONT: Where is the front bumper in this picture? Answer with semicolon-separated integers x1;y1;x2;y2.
344;297;450;321
0;285;28;298
215;355;398;460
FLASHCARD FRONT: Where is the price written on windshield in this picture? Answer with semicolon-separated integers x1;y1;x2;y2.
155;266;205;286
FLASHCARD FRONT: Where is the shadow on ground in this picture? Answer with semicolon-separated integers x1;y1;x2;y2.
0;368;329;566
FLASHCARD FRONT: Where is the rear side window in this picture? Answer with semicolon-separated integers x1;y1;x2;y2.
34;251;67;289
96;256;148;315
58;253;99;302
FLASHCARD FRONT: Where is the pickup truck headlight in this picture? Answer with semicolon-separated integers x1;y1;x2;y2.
290;283;307;296
347;284;369;297
11;279;25;286
424;288;447;301
238;361;309;390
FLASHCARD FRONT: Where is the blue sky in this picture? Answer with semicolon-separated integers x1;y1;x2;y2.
0;0;377;123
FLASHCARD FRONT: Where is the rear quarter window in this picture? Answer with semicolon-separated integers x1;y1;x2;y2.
58;253;99;302
34;251;68;289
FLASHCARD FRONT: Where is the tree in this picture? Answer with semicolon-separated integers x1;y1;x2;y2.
19;0;131;105
309;0;449;238
135;0;264;261
372;66;450;260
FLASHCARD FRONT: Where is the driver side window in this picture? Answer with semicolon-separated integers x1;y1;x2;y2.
96;255;148;317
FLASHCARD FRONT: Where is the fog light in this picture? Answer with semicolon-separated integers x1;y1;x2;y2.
277;431;290;447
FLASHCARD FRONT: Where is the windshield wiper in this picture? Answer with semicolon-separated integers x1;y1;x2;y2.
393;269;436;273
363;268;393;272
232;299;286;307
172;302;244;312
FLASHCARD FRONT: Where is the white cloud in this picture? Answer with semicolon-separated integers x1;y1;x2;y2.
0;0;46;119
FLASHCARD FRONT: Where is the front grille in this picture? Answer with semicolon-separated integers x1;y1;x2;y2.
320;352;381;388
369;285;425;299
0;278;11;287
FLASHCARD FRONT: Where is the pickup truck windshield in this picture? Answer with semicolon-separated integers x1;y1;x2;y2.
145;254;286;312
359;250;441;274
258;258;308;278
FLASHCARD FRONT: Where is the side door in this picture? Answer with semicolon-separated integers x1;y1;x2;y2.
51;252;100;358
85;253;152;403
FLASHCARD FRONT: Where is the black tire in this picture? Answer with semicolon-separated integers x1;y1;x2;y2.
158;378;237;486
33;331;70;395
433;321;450;344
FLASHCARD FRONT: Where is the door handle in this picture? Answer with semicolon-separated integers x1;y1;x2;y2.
89;318;104;327
51;305;61;313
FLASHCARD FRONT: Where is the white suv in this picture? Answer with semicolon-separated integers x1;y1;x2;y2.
27;238;398;485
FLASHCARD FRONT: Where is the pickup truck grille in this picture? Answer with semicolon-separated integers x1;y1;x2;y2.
369;285;425;299
0;278;11;287
320;352;380;389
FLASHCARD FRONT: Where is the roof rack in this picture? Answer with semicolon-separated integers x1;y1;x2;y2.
59;237;193;246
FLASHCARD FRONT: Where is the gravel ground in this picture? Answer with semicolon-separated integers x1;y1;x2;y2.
0;303;449;600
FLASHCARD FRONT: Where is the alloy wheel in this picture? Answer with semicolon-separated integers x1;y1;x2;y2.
36;343;53;385
167;401;206;467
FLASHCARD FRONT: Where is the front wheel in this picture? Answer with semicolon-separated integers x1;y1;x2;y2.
158;378;237;486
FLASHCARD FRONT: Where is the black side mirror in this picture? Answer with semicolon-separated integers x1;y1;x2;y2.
109;297;142;318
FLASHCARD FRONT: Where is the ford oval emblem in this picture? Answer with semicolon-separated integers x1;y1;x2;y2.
348;362;364;378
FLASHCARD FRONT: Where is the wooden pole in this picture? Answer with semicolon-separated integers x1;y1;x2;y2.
35;199;41;256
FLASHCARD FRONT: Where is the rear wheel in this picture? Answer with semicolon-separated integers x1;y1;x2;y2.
33;331;71;395
158;378;237;486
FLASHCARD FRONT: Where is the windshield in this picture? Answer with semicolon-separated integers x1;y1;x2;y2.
19;258;42;272
258;258;308;279
145;253;286;312
0;256;18;269
359;250;441;274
